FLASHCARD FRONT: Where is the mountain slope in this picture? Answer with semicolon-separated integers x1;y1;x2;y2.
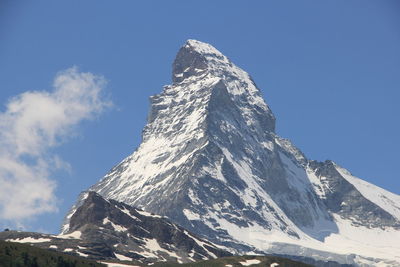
151;255;314;267
0;239;105;267
63;40;400;266
1;192;229;264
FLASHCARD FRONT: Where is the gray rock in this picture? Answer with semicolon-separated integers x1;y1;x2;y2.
1;192;230;263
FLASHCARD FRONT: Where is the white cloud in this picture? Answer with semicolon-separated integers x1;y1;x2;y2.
0;67;111;223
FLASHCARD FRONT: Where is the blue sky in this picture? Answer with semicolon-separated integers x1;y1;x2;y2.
0;1;399;233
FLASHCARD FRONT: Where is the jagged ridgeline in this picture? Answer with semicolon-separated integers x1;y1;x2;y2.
1;192;229;264
61;40;400;266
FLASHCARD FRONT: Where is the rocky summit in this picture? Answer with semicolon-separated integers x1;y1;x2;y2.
62;40;400;266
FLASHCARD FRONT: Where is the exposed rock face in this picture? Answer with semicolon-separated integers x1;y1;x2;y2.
308;160;399;228
0;192;229;263
69;191;229;263
63;40;400;266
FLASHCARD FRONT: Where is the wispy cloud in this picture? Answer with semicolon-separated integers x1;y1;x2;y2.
0;67;111;224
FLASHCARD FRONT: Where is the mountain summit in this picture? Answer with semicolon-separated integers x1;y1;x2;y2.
63;40;400;266
172;39;275;132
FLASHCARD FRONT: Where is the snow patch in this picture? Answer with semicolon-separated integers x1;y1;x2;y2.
6;237;51;243
183;230;218;258
114;253;132;261
100;263;140;267
183;209;201;220
239;259;261;266
261;141;274;151
76;251;89;257
139;238;182;262
136;209;162;218
57;230;82;239
120;207;141;221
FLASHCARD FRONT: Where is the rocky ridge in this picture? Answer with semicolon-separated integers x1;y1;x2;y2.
1;192;229;264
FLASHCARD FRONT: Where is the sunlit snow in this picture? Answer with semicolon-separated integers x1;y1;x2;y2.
6;237;51;243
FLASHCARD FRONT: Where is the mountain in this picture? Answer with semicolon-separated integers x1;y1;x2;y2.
0;238;312;267
1;192;229;264
63;40;400;266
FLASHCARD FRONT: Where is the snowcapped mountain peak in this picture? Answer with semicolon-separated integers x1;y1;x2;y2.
171;39;275;133
184;39;227;59
172;39;221;83
64;40;400;266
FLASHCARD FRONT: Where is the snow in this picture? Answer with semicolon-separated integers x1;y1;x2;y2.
144;238;164;251
136;209;162;218
114;253;132;261
186;39;225;58
270;263;279;267
202;161;227;183
183;209;201;220
208;211;301;251
103;217;128;232
49;245;57;249
219;147;308;239
261;141;274;151
100;262;140;267
57;230;82;239
278;151;309;191
137;237;184;262
239;259;261;266
275;137;307;164
111;222;128;232
87;38;274;216
241;188;258;207
103;75;218;196
183;231;206;247
63;248;73;252
203;200;400;266
335;165;400;221
6;237;51;243
306;167;328;199
120;207;141;221
323;214;400;264
76;251;89;257
188;188;202;205
183;230;218;259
